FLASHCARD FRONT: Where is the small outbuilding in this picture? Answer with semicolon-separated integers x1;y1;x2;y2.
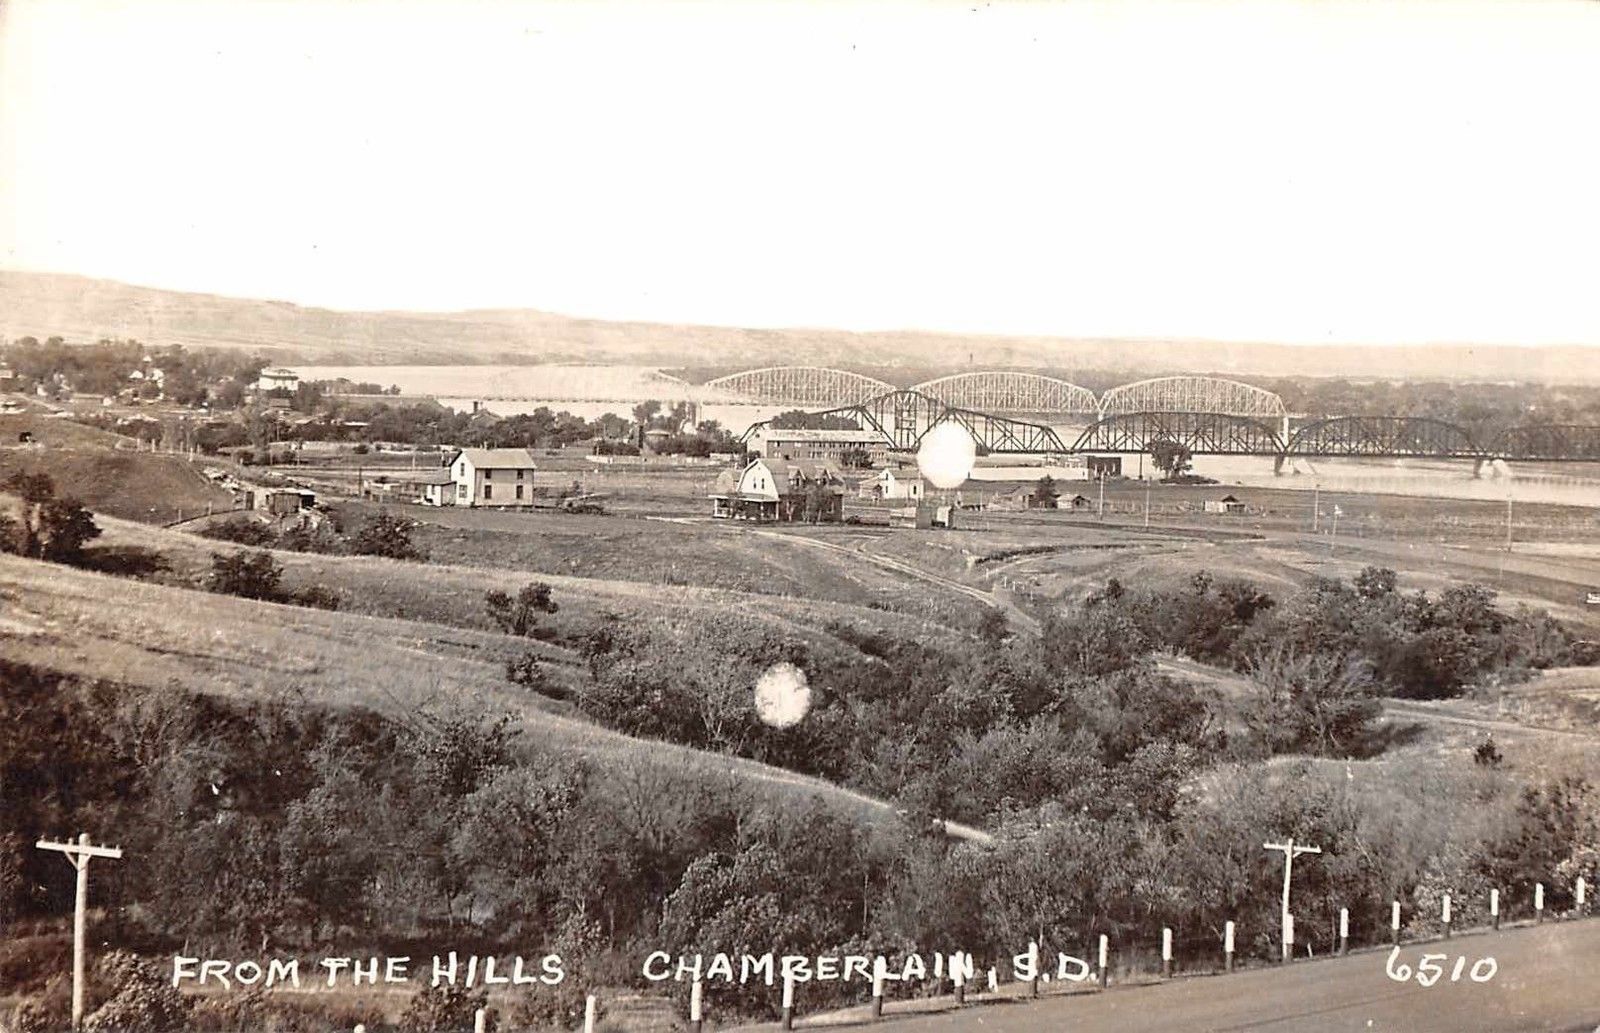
1203;493;1247;514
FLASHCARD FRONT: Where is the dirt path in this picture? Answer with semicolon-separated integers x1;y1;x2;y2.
748;527;1043;634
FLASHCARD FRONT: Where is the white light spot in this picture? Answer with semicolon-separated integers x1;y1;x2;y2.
917;422;977;490
754;662;812;729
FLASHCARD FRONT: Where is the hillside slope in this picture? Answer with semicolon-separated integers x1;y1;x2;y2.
0;552;989;842
6;270;1600;381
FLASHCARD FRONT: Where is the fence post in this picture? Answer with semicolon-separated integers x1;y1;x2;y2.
1161;928;1172;979
584;995;597;1033
953;951;967;1006
474;1007;487;1033
986;967;998;995
781;972;795;1030
870;959;884;1022
1097;934;1109;989
1491;888;1501;930
1028;941;1040;997
1224;920;1235;973
1577;876;1588;915
687;978;704;1033
1339;908;1349;956
1536;882;1545;924
1391;901;1401;945
1441;894;1452;939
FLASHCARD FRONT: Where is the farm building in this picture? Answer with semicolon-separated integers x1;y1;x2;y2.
448;447;538;507
1203;494;1247;514
747;427;885;464
863;466;925;500
710;457;846;522
409;469;457;506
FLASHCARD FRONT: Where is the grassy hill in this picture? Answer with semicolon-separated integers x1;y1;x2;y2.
6;269;1600;381
0;443;236;524
0;550;966;836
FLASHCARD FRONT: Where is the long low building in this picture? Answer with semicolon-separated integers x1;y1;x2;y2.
745;427;888;463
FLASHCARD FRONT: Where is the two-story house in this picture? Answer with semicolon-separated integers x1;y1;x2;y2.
449;448;538;507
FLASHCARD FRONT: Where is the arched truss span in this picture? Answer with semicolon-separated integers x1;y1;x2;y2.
911;372;1099;414
703;366;896;407
1099;376;1287;418
1488;424;1600;462
760;390;1068;455
1286;416;1483;458
1072;412;1286;455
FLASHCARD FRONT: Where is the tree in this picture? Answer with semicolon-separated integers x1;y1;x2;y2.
1148;439;1193;480
208;550;284;600
485;582;559;637
349;511;422;560
2;471;101;562
1030;475;1059;508
1242;645;1381;756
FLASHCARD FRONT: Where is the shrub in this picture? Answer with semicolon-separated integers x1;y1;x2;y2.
349;511;423;560
396;981;487;1033
485;582;559;636
200;516;279;546
208;550;284;601
83;951;191;1033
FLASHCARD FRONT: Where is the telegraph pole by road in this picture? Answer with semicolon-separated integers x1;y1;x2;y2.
1263;838;1320;963
36;834;124;1030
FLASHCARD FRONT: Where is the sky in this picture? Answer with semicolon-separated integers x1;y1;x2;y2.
2;0;1598;346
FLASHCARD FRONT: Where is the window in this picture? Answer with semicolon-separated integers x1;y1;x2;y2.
457;484;467;498
515;484;524;499
484;484;493;499
517;469;524;480
484;469;493;480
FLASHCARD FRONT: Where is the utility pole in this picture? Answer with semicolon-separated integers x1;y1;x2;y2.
1263;838;1320;963
1504;494;1513;553
36;834;124;1030
1097;471;1106;520
1311;483;1320;534
1329;504;1341;555
1144;478;1151;529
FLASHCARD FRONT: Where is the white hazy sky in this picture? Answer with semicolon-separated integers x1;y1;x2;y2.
2;0;1598;345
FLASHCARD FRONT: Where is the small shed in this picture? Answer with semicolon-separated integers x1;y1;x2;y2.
1203;494;1246;514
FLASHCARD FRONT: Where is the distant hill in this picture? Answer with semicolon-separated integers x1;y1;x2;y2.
3;269;1598;383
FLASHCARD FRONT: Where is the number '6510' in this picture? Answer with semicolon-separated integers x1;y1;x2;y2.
1386;947;1497;987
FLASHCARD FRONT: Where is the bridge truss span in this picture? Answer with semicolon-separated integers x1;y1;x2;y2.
911;371;1099;415
1099;376;1288;419
1487;424;1600;462
703;366;896;407
1286;416;1485;459
1072;411;1286;455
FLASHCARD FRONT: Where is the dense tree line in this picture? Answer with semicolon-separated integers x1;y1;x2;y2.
4;659;1593;1031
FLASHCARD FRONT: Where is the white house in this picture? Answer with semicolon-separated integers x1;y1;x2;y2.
867;466;924;500
449;448;538;507
255;368;300;394
710;457;845;522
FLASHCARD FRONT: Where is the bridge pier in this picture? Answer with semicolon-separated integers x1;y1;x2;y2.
1273;454;1286;476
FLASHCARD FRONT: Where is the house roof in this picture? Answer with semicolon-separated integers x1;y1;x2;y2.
758;457;842;485
409;470;456;485
1219;494;1241;502
456;447;538;469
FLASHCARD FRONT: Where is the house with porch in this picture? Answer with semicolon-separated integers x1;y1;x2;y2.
710;457;845;522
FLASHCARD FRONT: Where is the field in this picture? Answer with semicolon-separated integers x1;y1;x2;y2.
8;439;1600;1033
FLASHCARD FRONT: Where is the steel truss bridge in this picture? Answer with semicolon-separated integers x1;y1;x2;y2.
703;367;1290;419
757;390;1600;463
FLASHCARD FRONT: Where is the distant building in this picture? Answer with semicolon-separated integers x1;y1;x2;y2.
1203;493;1247;514
710;457;845;522
255;368;300;394
449;447;538;507
865;466;925;501
748;427;885;464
